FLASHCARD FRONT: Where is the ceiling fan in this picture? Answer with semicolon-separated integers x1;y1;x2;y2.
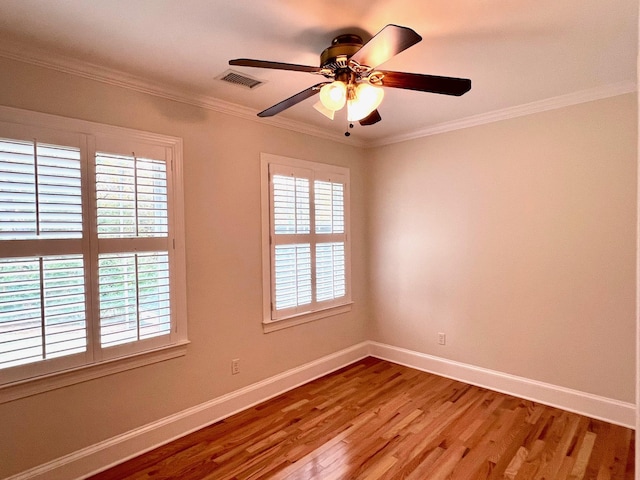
229;24;471;129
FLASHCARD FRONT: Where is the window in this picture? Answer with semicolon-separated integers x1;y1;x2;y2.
261;153;351;332
0;107;186;394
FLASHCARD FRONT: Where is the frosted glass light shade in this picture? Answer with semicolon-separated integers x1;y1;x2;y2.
347;83;385;122
319;81;347;111
313;101;335;120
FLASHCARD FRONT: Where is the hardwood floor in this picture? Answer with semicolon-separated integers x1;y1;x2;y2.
89;357;634;480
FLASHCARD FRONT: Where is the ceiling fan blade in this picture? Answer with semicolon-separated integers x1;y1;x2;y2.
379;71;472;96
230;58;322;74
349;24;422;69
359;109;382;126
257;83;327;117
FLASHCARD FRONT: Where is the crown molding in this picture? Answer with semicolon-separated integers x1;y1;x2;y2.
0;38;634;150
0;39;366;148
369;81;638;148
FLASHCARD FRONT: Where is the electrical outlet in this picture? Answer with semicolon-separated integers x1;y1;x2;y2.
231;358;240;375
438;333;446;345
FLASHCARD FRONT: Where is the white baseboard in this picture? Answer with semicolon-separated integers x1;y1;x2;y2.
7;342;370;480
8;340;635;480
368;341;635;429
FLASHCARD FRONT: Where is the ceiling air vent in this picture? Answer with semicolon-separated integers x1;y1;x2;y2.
217;70;264;89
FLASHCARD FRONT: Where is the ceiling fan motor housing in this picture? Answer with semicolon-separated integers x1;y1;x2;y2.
320;34;363;73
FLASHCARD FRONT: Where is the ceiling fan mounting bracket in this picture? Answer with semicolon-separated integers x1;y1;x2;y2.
331;33;363;45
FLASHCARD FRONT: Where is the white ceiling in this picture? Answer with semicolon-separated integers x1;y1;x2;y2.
0;0;637;144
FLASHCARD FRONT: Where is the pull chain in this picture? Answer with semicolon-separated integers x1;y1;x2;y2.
344;122;354;137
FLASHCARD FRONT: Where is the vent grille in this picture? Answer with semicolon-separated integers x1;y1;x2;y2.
217;70;264;89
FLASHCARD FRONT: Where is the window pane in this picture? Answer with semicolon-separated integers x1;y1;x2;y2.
96;153;168;238
272;175;310;234
98;251;171;348
274;244;311;310
0;255;87;370
316;242;346;302
0;139;82;240
314;180;344;234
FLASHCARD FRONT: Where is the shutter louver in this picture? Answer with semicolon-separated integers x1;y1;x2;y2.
0;255;86;369
272;175;310;234
37;144;83;238
138;253;171;339
98;252;171;348
316;242;346;302
274;244;311;310
96;153;168;238
0;139;82;240
137;158;169;237
42;256;87;357
314;180;344;234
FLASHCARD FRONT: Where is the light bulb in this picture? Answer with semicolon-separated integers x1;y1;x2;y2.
319;81;347;111
347;83;384;122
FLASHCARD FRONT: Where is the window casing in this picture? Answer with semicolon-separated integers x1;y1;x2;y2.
0;107;187;397
261;153;351;332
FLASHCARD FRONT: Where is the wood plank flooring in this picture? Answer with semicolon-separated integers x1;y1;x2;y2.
89;357;634;480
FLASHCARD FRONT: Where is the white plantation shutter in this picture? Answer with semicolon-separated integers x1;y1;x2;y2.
0;113;185;389
267;158;350;322
95;150;173;355
271;170;313;315
0;135;89;383
314;178;346;303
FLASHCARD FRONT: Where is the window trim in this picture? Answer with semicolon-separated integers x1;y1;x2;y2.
260;153;352;332
0;105;188;403
1;340;189;404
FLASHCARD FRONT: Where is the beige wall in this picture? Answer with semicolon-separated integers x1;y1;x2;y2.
367;94;637;403
0;58;370;478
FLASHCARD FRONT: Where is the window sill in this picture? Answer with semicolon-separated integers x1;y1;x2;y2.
0;340;190;404
263;302;353;333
